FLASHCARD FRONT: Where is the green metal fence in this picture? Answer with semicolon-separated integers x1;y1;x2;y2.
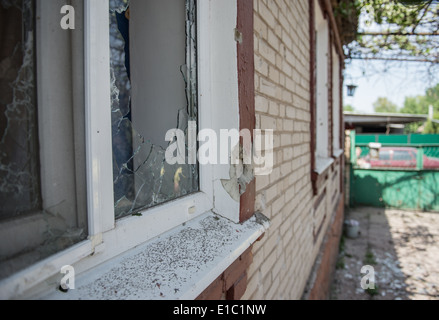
349;132;439;212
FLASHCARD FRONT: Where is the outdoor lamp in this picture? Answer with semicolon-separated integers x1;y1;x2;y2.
347;84;358;97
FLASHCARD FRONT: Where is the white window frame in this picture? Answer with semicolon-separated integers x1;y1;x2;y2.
0;0;241;299
314;1;333;174
332;45;343;157
0;0;89;288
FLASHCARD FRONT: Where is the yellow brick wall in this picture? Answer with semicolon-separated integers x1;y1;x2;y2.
244;0;343;300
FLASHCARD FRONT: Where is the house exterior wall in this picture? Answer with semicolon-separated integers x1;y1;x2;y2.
241;0;345;300
0;0;345;300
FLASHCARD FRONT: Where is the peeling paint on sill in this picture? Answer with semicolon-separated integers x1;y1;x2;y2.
42;211;269;300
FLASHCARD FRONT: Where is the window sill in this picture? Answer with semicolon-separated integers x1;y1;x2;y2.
312;156;334;195
41;211;270;300
332;149;344;159
314;157;334;176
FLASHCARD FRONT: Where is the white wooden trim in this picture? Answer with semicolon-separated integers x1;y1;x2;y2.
208;0;240;223
84;0;115;236
0;241;93;300
315;157;335;175
198;0;214;204
332;45;341;152
333;149;344;158
315;1;330;160
0;0;244;299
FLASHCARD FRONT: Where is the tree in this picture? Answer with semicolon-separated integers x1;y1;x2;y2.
335;0;439;83
401;83;439;116
400;83;439;133
424;83;439;115
373;97;399;113
344;104;356;112
400;95;429;115
424;120;439;134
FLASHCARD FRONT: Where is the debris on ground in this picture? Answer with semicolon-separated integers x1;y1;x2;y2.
331;207;439;300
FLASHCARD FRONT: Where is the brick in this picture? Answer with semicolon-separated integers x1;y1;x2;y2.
266;275;280;300
260;114;277;131
267;29;280;51
268;100;279;116
196;275;223;300
269;212;282;232
280;162;292;177
268;66;280;84
255;95;269;113
247;249;263;280
259;40;276;65
265;184;278;203
286;106;296;119
259;1;276;26
266;0;279;19
224;248;253;290
251;0;342;301
281;133;292;146
254;14;267;39
260;78;277;98
255;55;269;77
241;271;259;300
282;89;293;104
269;167;281;185
226;272;248;300
283;119;294;131
279;104;286;118
271;195;285;216
256;174;269;192
283;147;293;161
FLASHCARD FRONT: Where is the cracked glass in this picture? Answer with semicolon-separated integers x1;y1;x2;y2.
0;0;40;221
0;0;87;280
110;0;199;219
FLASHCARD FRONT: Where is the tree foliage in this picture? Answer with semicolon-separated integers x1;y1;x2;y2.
344;104;356;112
369;84;439;133
336;0;439;82
400;83;439;116
400;83;439;133
373;97;399;113
423;120;439;134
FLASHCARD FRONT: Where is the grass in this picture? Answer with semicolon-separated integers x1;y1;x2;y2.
336;235;346;270
363;246;379;296
365;284;379;297
364;243;377;265
336;256;345;270
364;249;377;265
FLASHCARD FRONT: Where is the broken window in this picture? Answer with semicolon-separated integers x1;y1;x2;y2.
110;0;199;219
0;0;87;280
0;0;40;221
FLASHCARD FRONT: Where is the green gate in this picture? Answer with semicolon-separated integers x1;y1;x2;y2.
349;132;439;212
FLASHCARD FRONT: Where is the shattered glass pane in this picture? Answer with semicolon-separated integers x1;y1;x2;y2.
0;0;40;220
110;0;199;219
0;0;87;280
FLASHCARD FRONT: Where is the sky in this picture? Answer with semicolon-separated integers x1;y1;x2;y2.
343;59;435;114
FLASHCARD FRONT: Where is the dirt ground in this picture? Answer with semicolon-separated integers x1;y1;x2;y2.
331;207;439;300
